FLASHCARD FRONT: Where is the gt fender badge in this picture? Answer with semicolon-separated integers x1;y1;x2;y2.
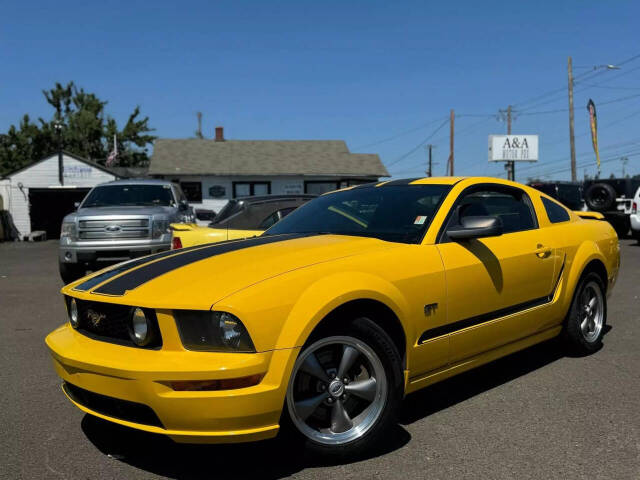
424;303;438;316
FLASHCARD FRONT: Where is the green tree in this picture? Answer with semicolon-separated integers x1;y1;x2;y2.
0;82;156;176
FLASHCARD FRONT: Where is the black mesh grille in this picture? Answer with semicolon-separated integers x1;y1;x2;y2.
70;298;162;348
63;382;164;428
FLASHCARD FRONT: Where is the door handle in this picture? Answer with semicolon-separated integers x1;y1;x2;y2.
534;244;552;259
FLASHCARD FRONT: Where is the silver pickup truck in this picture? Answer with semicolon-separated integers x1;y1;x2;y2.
59;179;194;283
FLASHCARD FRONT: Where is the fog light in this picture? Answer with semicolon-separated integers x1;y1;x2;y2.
168;374;263;391
69;298;79;329
129;307;151;346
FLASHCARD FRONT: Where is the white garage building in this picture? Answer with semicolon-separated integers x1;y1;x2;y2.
0;152;118;239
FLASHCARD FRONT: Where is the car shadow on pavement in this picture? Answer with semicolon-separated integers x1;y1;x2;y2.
81;415;411;479
81;331;612;478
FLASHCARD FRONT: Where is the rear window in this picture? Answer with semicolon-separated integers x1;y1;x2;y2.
542;197;570;223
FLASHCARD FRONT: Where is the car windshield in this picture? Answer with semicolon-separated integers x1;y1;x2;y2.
265;184;452;243
82;184;174;207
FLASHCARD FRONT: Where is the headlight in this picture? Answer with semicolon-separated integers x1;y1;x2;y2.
68;298;79;328
152;220;170;239
128;307;156;346
174;310;255;352
60;222;77;240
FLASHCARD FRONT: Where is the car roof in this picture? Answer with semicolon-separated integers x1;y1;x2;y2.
235;194;317;203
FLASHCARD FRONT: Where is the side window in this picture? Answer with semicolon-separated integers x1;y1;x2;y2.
173;185;187;204
180;182;202;203
446;187;537;236
259;212;280;229
541;197;570;223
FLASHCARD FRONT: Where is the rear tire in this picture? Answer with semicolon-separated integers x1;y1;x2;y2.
283;317;403;459
585;182;616;212
59;262;86;284
563;272;607;354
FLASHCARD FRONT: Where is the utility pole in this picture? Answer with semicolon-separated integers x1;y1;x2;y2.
568;56;577;182
448;109;455;176
507;105;514;181
497;105;515;181
426;144;436;177
55;121;63;185
621;156;629;177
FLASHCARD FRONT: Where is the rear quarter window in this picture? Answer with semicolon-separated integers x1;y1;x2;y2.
542;197;570;223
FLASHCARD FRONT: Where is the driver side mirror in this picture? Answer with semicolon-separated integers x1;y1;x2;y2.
178;199;189;211
447;216;503;241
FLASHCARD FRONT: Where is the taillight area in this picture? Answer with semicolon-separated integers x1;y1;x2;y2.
172;236;183;249
633;202;638;214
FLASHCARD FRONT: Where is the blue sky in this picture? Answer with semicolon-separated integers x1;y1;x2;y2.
1;0;638;180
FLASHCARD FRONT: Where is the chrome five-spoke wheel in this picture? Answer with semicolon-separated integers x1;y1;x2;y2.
286;336;388;446
579;280;604;343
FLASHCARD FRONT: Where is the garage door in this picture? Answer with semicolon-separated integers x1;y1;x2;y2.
29;188;91;239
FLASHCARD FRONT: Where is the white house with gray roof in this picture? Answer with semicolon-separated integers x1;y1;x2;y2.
149;127;388;212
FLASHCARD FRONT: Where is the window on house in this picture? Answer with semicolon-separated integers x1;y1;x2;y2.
304;181;340;195
232;182;271;198
180;182;202;203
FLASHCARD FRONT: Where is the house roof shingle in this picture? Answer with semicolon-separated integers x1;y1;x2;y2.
148;139;389;177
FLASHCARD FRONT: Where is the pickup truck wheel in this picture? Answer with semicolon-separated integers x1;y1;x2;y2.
563;272;607;354
59;262;86;284
584;182;617;212
284;318;403;458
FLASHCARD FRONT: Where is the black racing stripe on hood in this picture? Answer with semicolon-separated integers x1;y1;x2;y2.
72;244;207;292
92;233;312;296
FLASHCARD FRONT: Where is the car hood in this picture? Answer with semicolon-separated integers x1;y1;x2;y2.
64;233;399;309
73;206;175;218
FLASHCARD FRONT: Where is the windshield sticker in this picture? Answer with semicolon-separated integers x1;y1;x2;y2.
414;215;427;225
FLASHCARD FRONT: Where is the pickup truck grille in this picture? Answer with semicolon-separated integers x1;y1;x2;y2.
78;218;151;240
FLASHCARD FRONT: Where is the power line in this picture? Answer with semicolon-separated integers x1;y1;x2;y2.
352;116;448;150
385;118;449;169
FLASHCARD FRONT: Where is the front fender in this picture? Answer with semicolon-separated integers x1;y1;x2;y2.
275;271;411;351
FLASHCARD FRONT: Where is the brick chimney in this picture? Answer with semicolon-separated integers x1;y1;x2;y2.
215;126;225;142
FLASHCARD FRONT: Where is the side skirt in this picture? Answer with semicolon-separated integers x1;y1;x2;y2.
405;325;562;395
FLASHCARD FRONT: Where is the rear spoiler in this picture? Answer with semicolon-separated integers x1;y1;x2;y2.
169;223;198;231
574;211;605;220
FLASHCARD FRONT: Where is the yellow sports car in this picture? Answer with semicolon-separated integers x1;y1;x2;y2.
46;177;619;456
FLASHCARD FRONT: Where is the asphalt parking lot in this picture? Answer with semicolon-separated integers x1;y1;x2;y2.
1;239;639;479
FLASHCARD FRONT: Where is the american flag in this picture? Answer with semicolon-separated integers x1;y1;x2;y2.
106;134;118;167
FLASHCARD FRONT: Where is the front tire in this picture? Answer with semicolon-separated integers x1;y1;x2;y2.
284;317;403;458
563;272;607;354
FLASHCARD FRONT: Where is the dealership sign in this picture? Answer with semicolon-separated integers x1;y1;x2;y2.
488;135;538;162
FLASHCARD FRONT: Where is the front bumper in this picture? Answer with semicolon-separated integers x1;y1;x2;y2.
59;237;171;264
45;317;299;444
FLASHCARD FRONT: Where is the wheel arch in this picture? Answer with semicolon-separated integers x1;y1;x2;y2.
565;242;610;307
304;299;407;370
276;272;412;370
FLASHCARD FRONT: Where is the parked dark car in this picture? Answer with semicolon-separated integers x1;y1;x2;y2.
210;194;317;229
